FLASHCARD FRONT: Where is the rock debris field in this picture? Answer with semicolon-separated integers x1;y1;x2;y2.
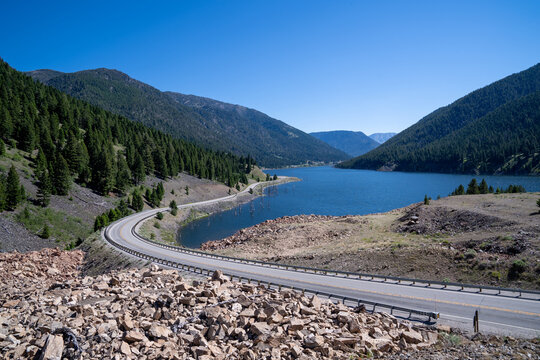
0;248;538;359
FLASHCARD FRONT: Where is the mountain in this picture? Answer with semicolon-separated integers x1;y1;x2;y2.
310;131;379;157
339;63;540;175
27;69;348;168
1;59;249;198
369;132;396;144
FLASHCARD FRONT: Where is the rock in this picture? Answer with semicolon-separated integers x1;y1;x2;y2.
120;341;132;355
288;318;304;331
251;322;272;336
402;330;423;344
304;334;325;348
149;324;171;339
310;295;322;310
39;334;64;360
124;330;145;342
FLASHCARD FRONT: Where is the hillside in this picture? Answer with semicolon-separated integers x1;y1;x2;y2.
339;63;540;175
310;130;379;157
369;132;396;143
27;69;348;167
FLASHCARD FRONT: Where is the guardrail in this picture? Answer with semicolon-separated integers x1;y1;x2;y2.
102;225;439;321
132;209;540;298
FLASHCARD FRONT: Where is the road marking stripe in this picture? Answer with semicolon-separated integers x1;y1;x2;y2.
115;223;540;319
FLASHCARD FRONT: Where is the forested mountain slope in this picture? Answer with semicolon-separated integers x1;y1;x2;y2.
27;69;348;167
1;59;250;200
339;63;540;175
309;130;379;157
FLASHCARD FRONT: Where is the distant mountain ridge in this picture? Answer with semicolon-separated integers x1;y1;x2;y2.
310;130;379;157
369;132;396;144
338;63;540;175
27;69;348;168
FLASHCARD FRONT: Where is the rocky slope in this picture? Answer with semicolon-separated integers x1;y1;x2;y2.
1;249;538;359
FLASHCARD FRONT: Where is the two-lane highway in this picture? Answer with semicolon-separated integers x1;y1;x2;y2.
103;181;540;338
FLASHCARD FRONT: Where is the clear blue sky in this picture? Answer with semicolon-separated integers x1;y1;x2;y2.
2;1;539;134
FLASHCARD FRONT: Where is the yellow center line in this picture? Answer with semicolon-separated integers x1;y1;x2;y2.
116;219;540;318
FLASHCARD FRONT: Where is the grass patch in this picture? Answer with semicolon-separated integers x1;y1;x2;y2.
16;205;91;244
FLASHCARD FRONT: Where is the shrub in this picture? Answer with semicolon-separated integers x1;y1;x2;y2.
464;249;477;259
508;260;527;280
170;208;178;216
153;222;161;229
40;224;50;239
490;271;501;281
156;212;164;220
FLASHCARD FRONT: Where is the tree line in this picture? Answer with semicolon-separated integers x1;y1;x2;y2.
451;178;526;196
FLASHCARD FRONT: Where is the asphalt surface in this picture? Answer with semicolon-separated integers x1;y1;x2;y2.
104;181;540;338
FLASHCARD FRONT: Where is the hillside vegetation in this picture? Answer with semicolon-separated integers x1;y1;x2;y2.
339;63;540;175
310;130;379;157
27;68;348;167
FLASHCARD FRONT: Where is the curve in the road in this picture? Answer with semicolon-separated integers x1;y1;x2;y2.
103;180;540;338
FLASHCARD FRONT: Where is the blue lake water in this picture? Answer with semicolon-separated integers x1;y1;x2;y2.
178;166;540;248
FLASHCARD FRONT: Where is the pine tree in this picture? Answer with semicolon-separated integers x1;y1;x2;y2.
53;153;71;196
37;170;52;207
6;165;22;210
424;194;430;205
0;108;13;141
65;133;82;175
115;152;131;193
35;149;48;180
133;154;146;184
466;179;480;195
479;179;489;194
0;139;5;156
117;199;130;217
169;200;177;210
131;190;144;212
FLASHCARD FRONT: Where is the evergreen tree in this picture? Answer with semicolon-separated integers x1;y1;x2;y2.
65;133;82;175
131;190;144;212
115;152;131;193
117;199;130;217
37;170;52;207
169;199;177;210
6;165;22;210
132;154;146;184
466;178;480;195
273;174;278;180
479;179;489;194
0;108;13;140
35;149;48;180
53;153;71;196
424;194;430;205
0;139;5;156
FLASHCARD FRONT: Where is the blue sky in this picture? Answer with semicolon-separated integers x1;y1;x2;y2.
2;1;539;134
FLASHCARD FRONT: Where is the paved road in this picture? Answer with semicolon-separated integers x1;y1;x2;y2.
104;181;540;338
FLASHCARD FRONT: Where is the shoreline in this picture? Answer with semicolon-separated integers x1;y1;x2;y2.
139;176;300;247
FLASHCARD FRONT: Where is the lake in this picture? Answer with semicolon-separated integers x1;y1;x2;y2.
178;166;540;248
